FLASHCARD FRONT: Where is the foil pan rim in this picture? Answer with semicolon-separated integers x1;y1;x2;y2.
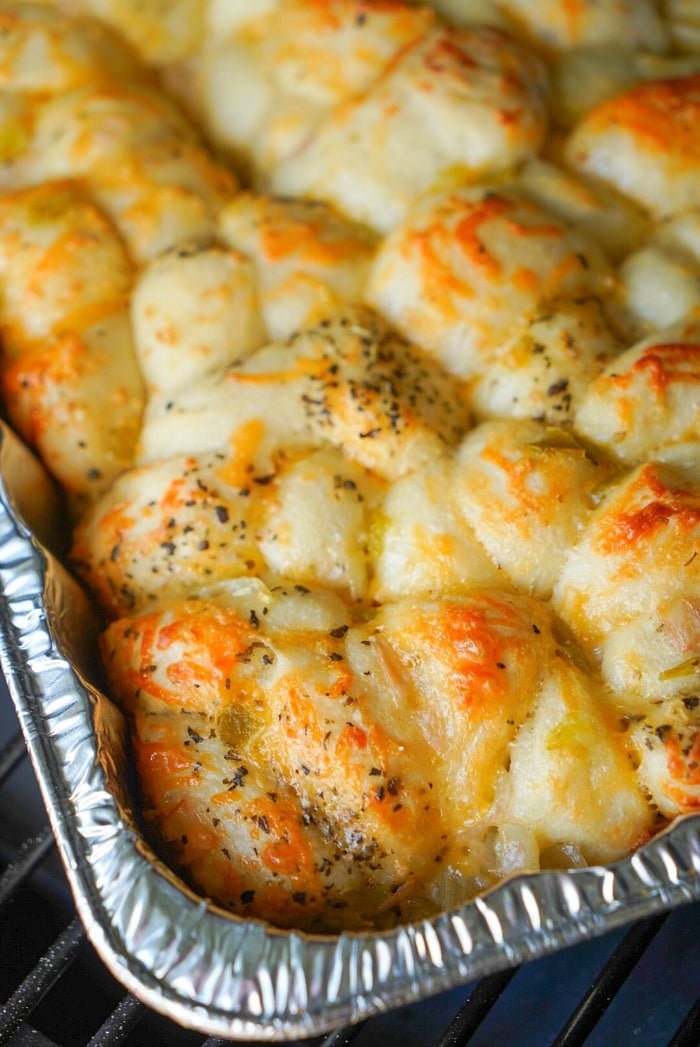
1;428;700;1041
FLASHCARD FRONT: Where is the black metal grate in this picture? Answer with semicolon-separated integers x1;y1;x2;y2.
3;676;700;1047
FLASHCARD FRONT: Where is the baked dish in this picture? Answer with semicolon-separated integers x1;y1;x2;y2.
0;0;699;933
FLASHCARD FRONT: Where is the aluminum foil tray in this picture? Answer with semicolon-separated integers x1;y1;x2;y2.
1;419;700;1042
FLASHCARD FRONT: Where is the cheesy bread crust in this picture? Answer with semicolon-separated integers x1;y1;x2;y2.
0;0;697;931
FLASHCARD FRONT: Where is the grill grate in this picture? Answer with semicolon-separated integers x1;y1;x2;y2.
3;681;700;1047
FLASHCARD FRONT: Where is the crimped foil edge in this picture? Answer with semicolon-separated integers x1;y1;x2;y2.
1;423;700;1041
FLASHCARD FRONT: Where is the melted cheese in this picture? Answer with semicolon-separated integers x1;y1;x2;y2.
554;463;700;655
131;242;264;397
369;456;503;601
270;24;549;232
468;296;619;424
138;307;469;480
0;182;143;503
101;584;652;927
455;418;612;597
367;184;611;379
504;666;651;863
575;326;700;467
500;0;667;53
564;74;700;220
0;0;697;932
218;193;376;342
199;0;436;178
18;81;235;263
63;0;205;63
0;2;144;93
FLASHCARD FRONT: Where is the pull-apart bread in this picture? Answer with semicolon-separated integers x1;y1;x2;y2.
0;0;699;931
